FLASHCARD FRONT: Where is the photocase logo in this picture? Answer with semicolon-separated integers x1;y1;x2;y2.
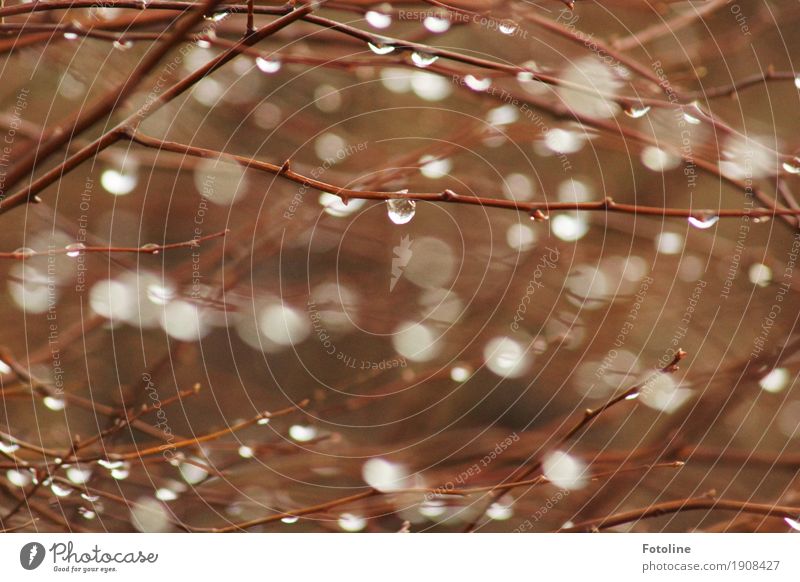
19;542;46;570
390;235;414;292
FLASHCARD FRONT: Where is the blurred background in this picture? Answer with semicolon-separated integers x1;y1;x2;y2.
1;0;800;533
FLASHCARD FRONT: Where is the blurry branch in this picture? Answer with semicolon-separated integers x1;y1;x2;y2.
560;491;800;532
123;129;800;221
86;399;310;462
0;0;226;202
612;0;730;51
0;229;228;260
0;3;314;216
462;349;687;532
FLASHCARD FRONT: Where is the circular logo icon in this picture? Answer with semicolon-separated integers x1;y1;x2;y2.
19;542;46;570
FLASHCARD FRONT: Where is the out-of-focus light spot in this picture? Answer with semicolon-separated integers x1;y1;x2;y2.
641;146;681;172
410;71;452;101
289;425;317;442
638;372;693;413
393;321;441;362
238;445;255;458
484;336;532;378
502;173;535;201
362;458;409;492
655;232;683;254
759;368;790;393
156;488;179;502
194;158;248;206
319;192;367;217
542;451;587;490
160;300;210;342
545;128;585;154
450;365;472;382
131;498;171;532
100;168;137;196
552;214;589;242
749;263;772;287
90;279;134;320
44;396;66;411
423;16;450;33
179;458;209;484
419;155;451;179
380;68;412;93
365;10;391;29
260;304;310;346
338;513;368;532
506;223;537;251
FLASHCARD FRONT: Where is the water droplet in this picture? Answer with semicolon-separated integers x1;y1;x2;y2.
196;39;211;49
782;158;800;174
450;365;472;382
63;32;79;40
65;242;86;258
424;16;450;33
14;247;36;259
238;445;254;458
625;391;640;400
516;70;535;83
155;488;179;501
486;500;513;520
255;56;281;74
498;20;518;35
289;425;317;442
682;112;701;125
111;462;131;480
785;516;800;531
795;76;800;90
51;482;74;497
43;396;65;411
464;75;492;92
338;513;367;532
81;493;100;502
281;515;299;524
0;440;20;454
112;39;133;51
79;507;97;520
146;282;173;305
101;168;137;195
529;209;549;222
365;10;391;29
367;41;395;55
204;11;228;22
66;467;92;484
624;104;650;119
688;215;719;229
411;51;438;68
140;243;160;254
98;459;125;470
387;194;416;225
542;450;587;490
257;417;271;425
759;368;790;393
7;469;32;487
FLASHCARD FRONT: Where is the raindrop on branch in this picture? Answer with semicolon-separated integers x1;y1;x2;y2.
411;51;438;68
387;193;416;225
498;20;518;35
255;56;281;74
687;215;719;229
65;243;86;257
367;41;395;55
424;16;451;33
365;10;391;29
623;104;651;119
464;75;492;92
